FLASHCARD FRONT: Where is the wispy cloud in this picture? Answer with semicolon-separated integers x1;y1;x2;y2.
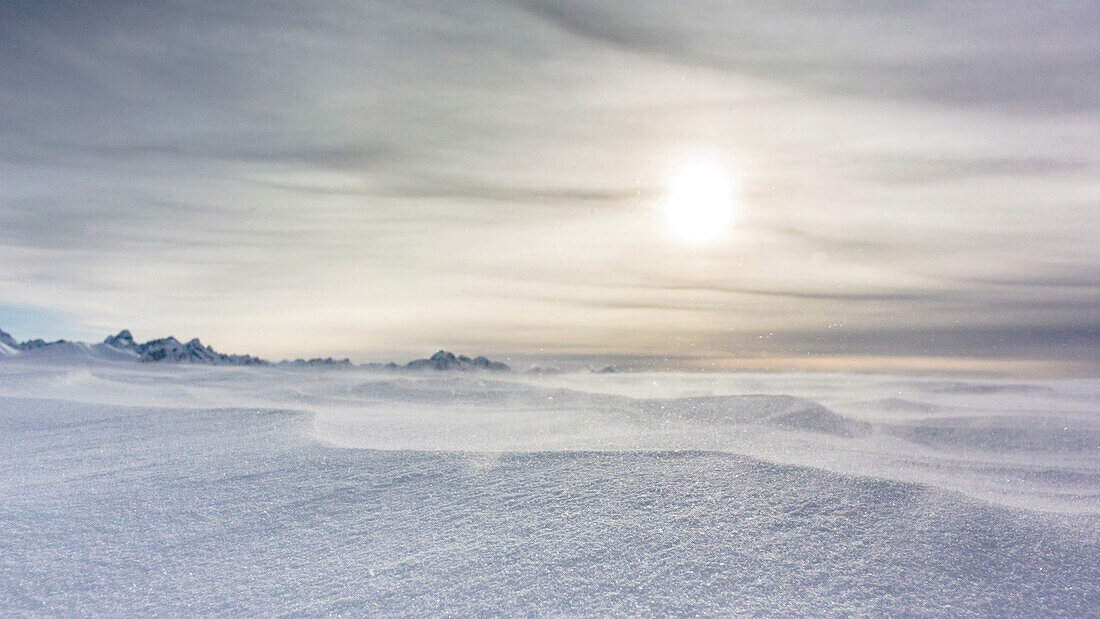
513;0;1100;113
0;1;1097;369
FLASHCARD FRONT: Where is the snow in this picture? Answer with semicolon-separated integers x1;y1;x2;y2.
102;329;135;349
1;357;1098;614
5;328;520;372
117;335;268;365
3;340;141;362
0;328;18;351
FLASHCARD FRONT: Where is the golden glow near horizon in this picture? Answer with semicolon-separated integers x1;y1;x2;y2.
659;157;739;246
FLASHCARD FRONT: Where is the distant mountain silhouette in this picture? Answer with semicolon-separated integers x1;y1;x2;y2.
403;350;509;372
0;327;511;371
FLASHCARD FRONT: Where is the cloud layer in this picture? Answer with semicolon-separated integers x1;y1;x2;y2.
1;1;1097;371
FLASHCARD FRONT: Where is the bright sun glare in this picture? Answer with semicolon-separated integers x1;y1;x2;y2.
660;158;739;245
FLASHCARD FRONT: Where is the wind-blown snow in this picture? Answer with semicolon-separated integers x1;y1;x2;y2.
1;357;1098;614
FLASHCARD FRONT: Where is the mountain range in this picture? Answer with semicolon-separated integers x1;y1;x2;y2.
0;327;508;371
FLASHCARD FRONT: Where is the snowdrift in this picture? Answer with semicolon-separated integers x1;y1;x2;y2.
1;356;1097;615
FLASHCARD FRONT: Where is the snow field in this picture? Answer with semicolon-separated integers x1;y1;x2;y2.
1;360;1098;614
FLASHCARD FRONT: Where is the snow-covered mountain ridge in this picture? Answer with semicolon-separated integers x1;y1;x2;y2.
0;327;509;370
403;350;509;372
103;330;267;365
0;327;266;365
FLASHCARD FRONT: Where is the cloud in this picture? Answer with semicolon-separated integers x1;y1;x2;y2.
513;0;1100;113
842;154;1093;185
0;1;1097;368
719;324;1100;363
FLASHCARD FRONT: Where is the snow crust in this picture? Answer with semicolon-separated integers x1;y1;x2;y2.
1;358;1097;614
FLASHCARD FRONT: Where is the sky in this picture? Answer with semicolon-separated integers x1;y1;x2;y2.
1;1;1098;374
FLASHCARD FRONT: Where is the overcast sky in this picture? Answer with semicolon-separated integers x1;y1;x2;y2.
1;1;1098;373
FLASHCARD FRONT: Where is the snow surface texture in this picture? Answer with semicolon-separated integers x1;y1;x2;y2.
1;357;1098;615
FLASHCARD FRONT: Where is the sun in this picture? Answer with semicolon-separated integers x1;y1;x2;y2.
659;158;739;245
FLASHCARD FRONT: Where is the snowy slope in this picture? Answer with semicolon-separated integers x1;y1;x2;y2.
0;329;17;346
1;358;1097;614
11;340;140;362
0;329;20;356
